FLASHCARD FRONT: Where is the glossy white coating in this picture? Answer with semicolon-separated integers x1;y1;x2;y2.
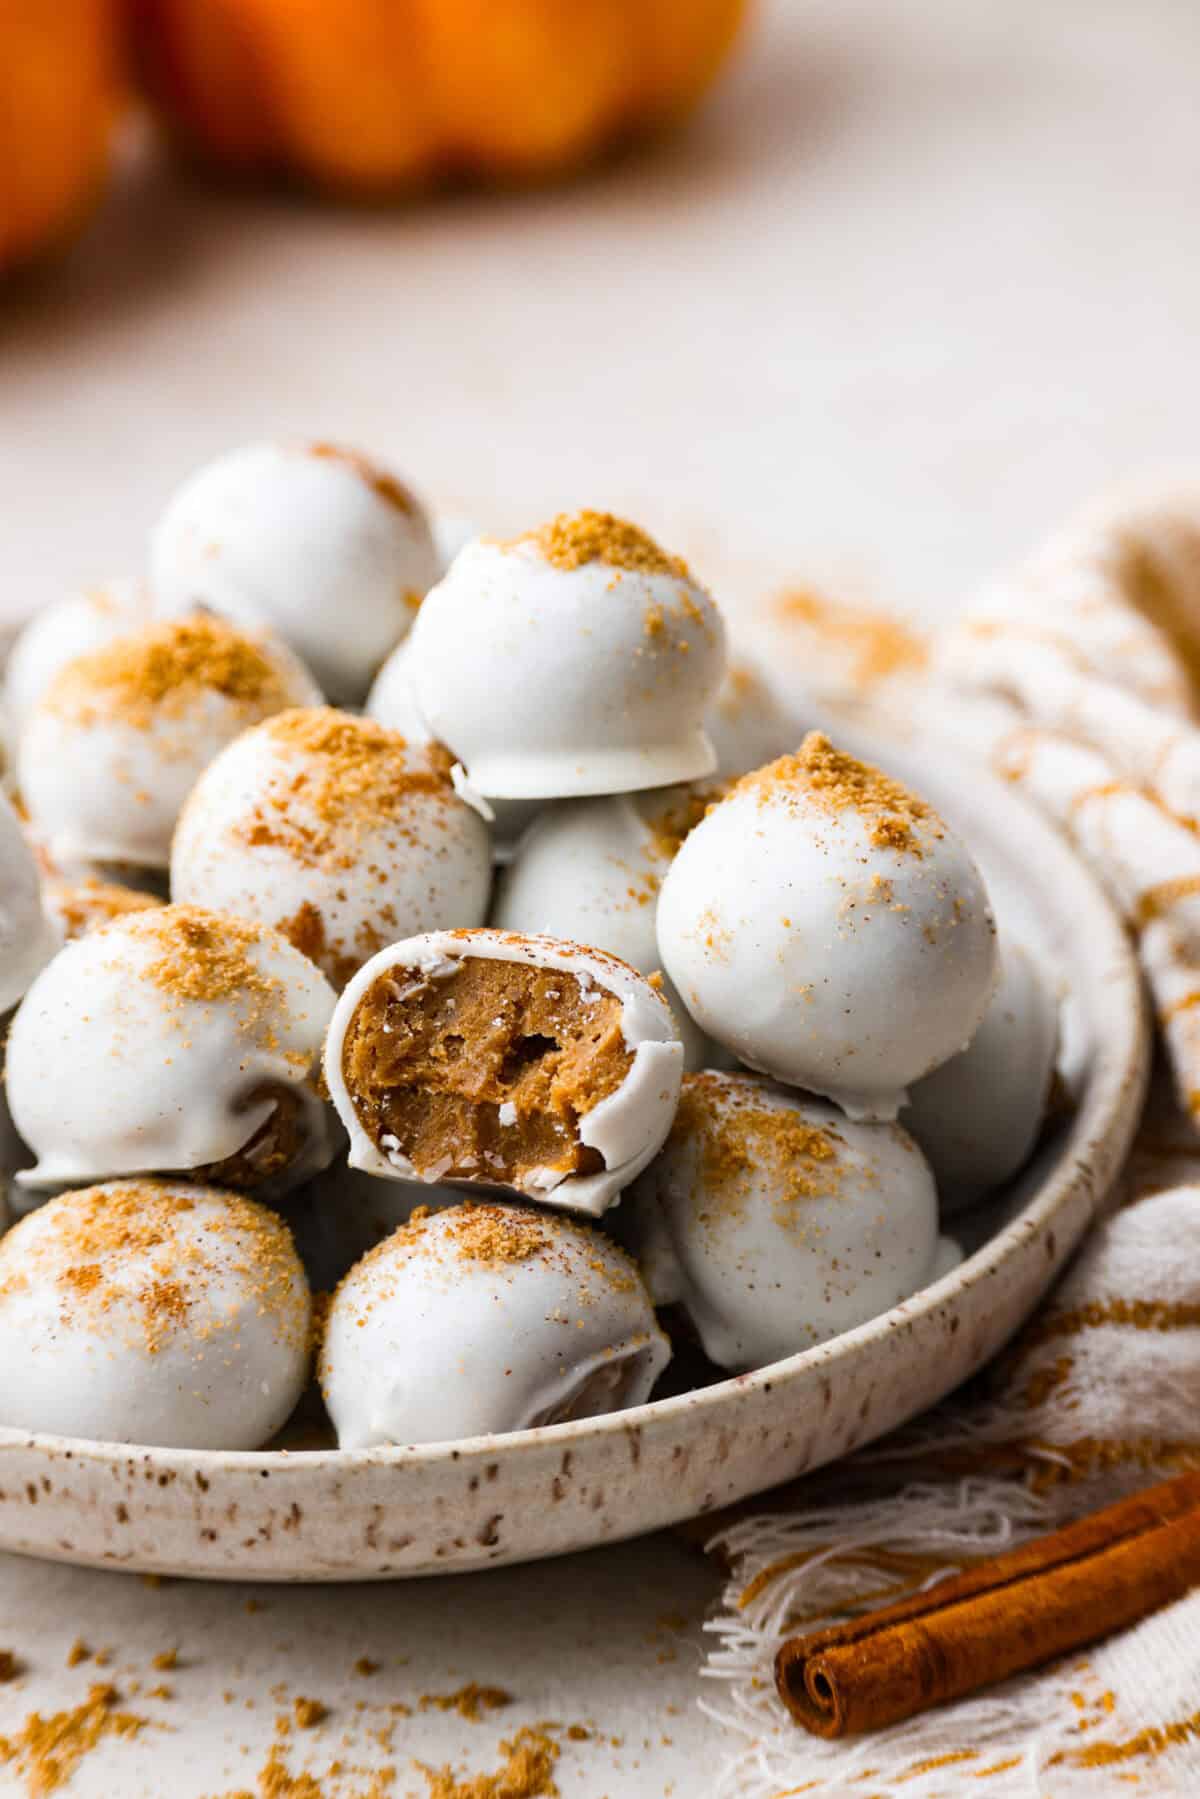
0;789;60;1012
491;787;724;1069
8;905;339;1193
656;741;998;1118
320;1202;670;1449
903;935;1061;1214
0;1181;311;1449
149;441;440;704
705;657;804;776
407;526;727;799
627;1072;946;1370
3;578;148;753
18;617;321;872
171;709;492;989
325;928;684;1216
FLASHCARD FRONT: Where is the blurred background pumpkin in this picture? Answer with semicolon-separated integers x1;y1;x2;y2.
0;0;121;270
129;0;752;194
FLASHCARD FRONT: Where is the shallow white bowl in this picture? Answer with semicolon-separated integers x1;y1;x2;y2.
0;719;1148;1581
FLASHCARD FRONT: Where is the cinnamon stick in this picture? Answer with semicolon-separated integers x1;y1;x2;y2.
774;1468;1200;1737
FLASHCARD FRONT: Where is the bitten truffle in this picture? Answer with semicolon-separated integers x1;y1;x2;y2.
320;1201;669;1448
324;928;683;1216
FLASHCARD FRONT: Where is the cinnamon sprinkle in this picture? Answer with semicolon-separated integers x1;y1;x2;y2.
504;510;689;580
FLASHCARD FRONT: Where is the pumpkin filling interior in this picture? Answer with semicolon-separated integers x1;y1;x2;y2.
341;957;635;1188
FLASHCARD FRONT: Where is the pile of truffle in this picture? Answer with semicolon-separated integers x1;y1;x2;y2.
0;441;1061;1455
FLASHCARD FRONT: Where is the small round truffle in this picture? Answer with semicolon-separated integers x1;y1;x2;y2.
0;790;60;1013
0;1180;311;1449
17;614;321;874
902;936;1060;1214
656;733;998;1119
705;658;802;777
171;708;492;989
320;1201;670;1448
3;578;148;753
626;1071;947;1370
150;440;440;704
407;511;728;799
8;905;339;1195
492;784;728;1069
366;642;540;860
325;928;684;1217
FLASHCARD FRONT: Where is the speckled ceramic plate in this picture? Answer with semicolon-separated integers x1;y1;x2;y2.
0;716;1149;1581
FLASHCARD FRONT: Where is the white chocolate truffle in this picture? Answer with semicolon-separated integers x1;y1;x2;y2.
492;785;728;1069
3;578;147;753
150;440;440;704
172;708;492;989
0;1180;311;1448
407;511;727;799
18;614;321;874
657;734;997;1119
902;936;1060;1214
325;928;684;1217
0;790;60;1012
320;1200;669;1448
366;642;539;861
705;658;802;777
627;1071;946;1371
8;905;339;1195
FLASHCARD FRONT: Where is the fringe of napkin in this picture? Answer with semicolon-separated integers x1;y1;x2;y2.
705;485;1200;1796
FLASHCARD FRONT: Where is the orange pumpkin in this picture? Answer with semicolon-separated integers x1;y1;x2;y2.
130;0;751;194
0;0;120;269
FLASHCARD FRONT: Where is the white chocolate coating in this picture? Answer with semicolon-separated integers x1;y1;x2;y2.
627;1071;946;1371
3;578;148;755
18;616;321;873
705;658;803;777
320;1201;670;1448
491;787;726;1070
366;641;540;860
8;905;339;1194
325;928;684;1217
171;709;492;989
656;738;998;1119
150;440;440;704
285;1158;446;1295
407;520;727;799
0;1181;311;1449
0;790;60;1013
903;936;1061;1214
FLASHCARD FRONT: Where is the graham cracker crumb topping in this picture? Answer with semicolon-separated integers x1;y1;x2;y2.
672;1073;847;1227
505;510;690;579
736;732;941;854
44;615;300;732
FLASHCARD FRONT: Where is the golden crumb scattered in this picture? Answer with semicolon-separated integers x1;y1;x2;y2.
0;1652;19;1683
414;1725;561;1799
737;732;940;855
774;588;928;689
65;1642;89;1670
46;878;162;941
353;1659;381;1678
505;510;689;580
418;1684;512;1724
150;1650;177;1673
44;614;300;732
0;1682;146;1797
642;783;728;864
671;1073;846;1226
440;1206;549;1270
292;1697;328;1730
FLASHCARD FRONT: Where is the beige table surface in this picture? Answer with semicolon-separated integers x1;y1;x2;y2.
3;0;1200;1792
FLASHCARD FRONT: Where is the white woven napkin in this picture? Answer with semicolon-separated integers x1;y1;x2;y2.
701;483;1200;1798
